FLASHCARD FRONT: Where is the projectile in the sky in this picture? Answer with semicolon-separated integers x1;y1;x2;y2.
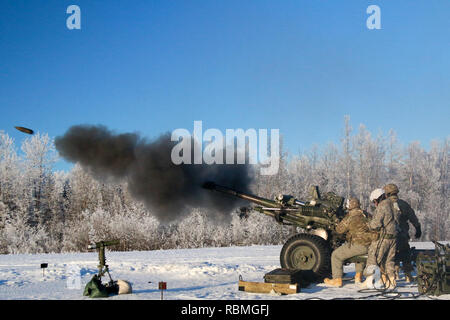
14;126;34;135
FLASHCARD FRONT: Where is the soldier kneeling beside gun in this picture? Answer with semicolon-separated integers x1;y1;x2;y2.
323;198;378;287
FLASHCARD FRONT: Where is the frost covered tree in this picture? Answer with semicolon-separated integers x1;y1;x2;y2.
0;117;448;254
317;142;342;196
341;115;354;199
21;133;58;226
420;140;449;241
352;125;385;209
0;131;20;228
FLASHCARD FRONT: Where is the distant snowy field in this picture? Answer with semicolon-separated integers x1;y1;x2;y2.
0;242;448;300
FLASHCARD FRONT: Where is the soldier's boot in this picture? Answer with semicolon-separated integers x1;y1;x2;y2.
323;277;343;287
359;275;371;289
354;272;363;284
394;265;401;281
381;273;388;285
404;271;413;283
403;263;414;283
385;276;397;290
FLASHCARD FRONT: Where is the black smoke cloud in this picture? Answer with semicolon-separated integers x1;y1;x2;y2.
55;125;254;223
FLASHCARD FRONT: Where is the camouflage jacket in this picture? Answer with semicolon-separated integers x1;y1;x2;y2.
369;198;398;237
336;208;375;246
388;195;421;238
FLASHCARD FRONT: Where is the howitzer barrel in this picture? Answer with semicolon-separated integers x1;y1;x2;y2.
88;240;120;250
202;181;280;208
203;181;343;230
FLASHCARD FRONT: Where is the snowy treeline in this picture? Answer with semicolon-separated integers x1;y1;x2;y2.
0;117;448;254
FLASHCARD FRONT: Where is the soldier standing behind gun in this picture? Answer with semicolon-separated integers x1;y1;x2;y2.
323;198;377;287
364;187;398;289
384;183;422;283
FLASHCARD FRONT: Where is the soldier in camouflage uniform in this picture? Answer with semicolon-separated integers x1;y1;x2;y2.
365;187;398;289
384;183;422;283
323;198;376;287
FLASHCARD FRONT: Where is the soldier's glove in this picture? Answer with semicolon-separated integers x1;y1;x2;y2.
415;226;422;239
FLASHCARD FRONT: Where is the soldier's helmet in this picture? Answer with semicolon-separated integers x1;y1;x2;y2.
370;188;384;202
384;183;399;196
347;197;360;210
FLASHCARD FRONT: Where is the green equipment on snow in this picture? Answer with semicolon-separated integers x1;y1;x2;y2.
416;240;450;296
83;240;120;298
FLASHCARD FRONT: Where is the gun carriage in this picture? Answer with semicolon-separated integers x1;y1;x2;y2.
203;182;347;279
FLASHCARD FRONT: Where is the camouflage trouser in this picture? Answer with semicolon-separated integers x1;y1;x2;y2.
331;243;368;279
395;235;413;273
366;238;397;277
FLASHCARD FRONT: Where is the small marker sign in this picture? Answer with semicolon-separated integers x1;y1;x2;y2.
41;263;48;276
158;282;167;300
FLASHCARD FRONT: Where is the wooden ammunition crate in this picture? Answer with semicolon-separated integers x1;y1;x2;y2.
238;280;299;295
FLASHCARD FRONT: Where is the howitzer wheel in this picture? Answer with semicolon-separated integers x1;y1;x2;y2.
280;233;331;281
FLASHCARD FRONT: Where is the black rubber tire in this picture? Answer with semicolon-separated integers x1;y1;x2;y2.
280;233;331;280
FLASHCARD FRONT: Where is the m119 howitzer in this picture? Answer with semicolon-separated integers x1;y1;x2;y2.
203;182;347;280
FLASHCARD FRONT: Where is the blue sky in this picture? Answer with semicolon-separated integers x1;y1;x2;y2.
1;1;449;171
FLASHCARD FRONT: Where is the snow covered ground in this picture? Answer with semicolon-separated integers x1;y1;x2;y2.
0;242;448;300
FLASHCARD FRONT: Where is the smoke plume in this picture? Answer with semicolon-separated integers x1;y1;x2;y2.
55;125;254;223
